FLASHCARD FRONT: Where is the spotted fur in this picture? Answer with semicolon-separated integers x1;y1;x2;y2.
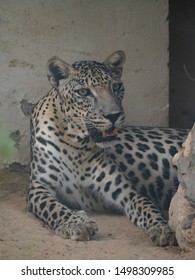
28;51;188;245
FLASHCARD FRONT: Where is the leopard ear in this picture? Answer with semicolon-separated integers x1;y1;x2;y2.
103;50;126;79
47;57;71;88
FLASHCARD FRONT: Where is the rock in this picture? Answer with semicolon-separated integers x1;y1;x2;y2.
169;184;195;251
169;125;195;251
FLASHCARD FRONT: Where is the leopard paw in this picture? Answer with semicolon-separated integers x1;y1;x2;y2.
146;225;177;246
55;210;98;241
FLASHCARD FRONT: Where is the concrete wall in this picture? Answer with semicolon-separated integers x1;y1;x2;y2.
0;0;168;168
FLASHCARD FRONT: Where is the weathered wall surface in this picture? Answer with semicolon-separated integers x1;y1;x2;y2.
0;0;168;168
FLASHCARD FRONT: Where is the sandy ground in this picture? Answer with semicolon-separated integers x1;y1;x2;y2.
0;169;194;260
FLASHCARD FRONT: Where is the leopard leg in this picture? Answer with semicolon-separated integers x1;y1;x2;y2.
27;183;98;241
125;191;177;246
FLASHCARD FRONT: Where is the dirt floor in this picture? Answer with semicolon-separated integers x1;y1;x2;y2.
0;169;194;260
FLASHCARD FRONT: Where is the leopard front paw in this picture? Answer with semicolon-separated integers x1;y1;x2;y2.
55;210;98;241
146;225;177;246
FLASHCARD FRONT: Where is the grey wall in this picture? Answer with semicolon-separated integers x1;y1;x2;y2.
0;0;168;168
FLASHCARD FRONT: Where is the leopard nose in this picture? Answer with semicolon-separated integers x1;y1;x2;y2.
104;112;122;125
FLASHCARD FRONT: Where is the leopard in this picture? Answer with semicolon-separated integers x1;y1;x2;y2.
28;50;188;246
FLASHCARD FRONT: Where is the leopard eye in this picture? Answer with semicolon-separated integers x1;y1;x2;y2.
75;88;91;97
112;82;122;91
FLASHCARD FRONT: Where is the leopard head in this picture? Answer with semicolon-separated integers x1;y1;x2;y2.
47;50;126;147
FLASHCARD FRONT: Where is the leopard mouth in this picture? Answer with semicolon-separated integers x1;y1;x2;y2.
102;127;118;138
88;126;119;144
